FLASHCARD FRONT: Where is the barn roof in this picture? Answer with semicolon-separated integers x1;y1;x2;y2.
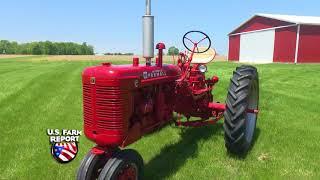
257;13;320;26
229;14;320;35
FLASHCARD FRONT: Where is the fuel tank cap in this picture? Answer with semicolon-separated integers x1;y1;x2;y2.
102;62;112;67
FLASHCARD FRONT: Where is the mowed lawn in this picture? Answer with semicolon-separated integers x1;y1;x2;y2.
0;56;320;179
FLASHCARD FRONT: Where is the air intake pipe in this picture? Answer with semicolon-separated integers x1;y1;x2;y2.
143;0;154;66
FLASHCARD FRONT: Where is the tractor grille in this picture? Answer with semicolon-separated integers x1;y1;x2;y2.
95;85;126;131
83;83;128;132
83;84;93;127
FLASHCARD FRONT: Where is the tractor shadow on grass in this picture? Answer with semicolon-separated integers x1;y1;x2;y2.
144;123;223;180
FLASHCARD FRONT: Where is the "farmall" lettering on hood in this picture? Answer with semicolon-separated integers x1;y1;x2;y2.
142;70;166;79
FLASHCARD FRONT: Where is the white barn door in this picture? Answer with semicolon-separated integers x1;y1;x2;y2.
239;30;275;63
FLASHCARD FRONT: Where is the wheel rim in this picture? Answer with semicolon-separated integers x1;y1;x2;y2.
117;163;138;180
94;166;104;179
90;157;108;180
245;80;258;143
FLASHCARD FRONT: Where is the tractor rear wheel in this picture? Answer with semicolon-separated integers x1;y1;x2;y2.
98;149;144;180
77;151;109;180
224;65;259;155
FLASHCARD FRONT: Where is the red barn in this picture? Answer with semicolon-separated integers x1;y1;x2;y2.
228;14;320;63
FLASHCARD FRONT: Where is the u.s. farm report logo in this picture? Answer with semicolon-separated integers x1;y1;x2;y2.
47;129;81;164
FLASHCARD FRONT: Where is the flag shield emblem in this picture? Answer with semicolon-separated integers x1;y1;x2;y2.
51;142;78;164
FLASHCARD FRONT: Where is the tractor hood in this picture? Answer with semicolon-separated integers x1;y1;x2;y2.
82;62;181;88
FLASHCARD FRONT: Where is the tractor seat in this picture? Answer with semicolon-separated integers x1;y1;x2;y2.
191;47;216;64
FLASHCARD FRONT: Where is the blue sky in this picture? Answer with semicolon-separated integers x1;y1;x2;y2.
1;0;320;55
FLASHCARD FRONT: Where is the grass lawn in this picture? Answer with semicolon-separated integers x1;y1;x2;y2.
0;57;320;179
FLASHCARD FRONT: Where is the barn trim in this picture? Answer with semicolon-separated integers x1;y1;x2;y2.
229;24;297;36
229;14;320;36
294;24;301;64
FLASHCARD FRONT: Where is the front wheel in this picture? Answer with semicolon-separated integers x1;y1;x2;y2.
98;149;144;180
224;65;259;155
77;150;109;180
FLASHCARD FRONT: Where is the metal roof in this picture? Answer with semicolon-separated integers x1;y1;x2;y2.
257;13;320;26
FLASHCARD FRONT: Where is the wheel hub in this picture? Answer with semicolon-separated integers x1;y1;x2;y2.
117;163;138;180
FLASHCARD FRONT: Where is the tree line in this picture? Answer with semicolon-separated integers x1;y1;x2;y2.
104;52;134;56
0;40;94;55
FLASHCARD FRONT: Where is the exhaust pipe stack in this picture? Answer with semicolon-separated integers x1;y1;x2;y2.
145;0;151;15
143;0;154;65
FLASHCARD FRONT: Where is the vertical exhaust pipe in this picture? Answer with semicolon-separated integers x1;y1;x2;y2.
146;0;151;15
143;0;154;66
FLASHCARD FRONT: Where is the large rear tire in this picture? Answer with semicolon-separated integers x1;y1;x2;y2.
224;65;259;155
98;149;144;180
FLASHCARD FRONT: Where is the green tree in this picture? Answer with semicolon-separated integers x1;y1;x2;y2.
81;42;88;55
44;41;57;55
8;41;18;54
32;43;43;55
0;40;10;54
168;46;179;56
87;45;94;55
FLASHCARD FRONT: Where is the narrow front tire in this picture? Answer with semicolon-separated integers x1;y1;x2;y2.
77;151;109;180
98;149;144;180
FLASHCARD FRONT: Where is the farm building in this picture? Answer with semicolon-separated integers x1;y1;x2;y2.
228;14;320;63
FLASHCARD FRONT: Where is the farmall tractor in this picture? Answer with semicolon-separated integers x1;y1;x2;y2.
77;1;259;179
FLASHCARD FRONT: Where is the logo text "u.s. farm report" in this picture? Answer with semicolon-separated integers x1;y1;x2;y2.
47;129;81;143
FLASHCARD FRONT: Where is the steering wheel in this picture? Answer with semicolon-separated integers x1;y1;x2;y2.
183;31;212;54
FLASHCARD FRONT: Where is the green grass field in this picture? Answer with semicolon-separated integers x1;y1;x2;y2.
1;57;320;179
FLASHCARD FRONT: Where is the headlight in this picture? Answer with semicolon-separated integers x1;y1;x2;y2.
198;64;207;73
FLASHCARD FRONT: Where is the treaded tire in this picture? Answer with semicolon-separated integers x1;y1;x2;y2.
98;149;144;180
224;65;259;155
77;151;109;180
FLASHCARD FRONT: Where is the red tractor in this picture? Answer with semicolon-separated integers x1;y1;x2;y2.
77;1;259;179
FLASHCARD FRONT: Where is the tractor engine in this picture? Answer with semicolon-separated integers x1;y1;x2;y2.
82;59;181;148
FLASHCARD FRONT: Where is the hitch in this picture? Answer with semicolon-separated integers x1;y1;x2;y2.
175;119;221;127
208;102;259;114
